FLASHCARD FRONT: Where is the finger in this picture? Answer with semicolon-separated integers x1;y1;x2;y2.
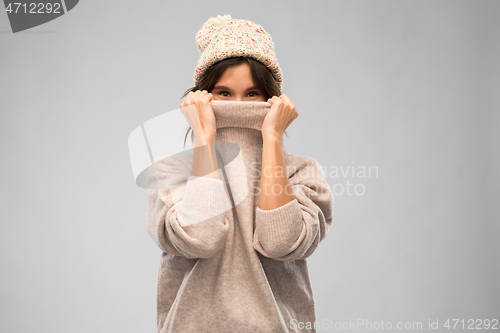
194;90;207;105
201;92;212;104
189;90;204;105
184;92;196;106
194;95;209;120
180;91;194;108
192;90;202;97
268;95;282;106
279;93;296;110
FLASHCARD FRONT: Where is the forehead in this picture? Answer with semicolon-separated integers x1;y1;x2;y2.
218;63;252;80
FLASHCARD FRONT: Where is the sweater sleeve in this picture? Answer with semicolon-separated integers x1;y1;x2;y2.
253;157;334;261
144;154;232;259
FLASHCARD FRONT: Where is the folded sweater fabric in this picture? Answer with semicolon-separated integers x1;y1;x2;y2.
145;100;334;333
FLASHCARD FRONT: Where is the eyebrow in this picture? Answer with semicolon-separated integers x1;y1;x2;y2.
212;85;260;91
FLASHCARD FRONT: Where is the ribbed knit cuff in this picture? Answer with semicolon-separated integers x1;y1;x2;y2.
255;198;304;252
177;175;232;227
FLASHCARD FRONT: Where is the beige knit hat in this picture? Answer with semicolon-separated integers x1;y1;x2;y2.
193;15;283;90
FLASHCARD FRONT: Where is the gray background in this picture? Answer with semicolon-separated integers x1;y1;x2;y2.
1;0;499;332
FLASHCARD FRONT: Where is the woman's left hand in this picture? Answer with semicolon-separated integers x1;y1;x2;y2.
262;94;299;139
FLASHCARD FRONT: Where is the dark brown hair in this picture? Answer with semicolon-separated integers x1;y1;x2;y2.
181;56;285;148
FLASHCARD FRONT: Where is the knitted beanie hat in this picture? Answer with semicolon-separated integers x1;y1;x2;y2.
193;15;283;90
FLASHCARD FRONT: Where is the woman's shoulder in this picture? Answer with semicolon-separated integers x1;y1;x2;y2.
283;150;326;180
146;153;194;191
147;153;194;184
153;152;193;171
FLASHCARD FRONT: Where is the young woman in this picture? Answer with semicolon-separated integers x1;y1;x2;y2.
145;15;334;333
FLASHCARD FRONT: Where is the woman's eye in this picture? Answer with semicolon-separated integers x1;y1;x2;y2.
217;91;259;97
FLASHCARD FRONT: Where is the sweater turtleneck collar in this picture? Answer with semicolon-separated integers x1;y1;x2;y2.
210;100;271;146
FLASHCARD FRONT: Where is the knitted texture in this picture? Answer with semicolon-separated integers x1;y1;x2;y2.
194;15;283;90
145;101;334;332
212;100;270;131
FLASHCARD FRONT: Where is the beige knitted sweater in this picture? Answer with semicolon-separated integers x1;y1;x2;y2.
145;100;334;333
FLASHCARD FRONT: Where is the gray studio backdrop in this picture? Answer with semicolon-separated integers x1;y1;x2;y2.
1;1;499;332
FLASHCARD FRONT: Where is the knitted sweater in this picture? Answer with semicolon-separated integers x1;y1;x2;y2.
145;100;334;333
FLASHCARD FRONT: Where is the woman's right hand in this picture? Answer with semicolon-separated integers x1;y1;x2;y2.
180;90;216;140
